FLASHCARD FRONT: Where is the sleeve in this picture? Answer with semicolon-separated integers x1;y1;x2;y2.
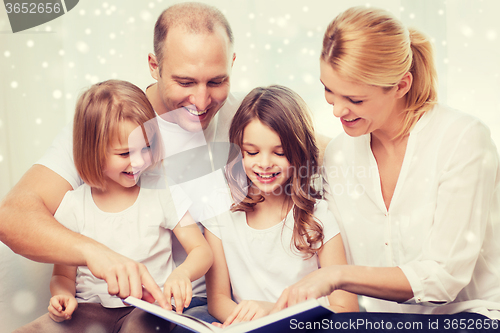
199;186;233;239
161;183;193;230
36;122;82;190
200;214;222;239
313;199;340;244
399;119;499;306
53;189;81;233
199;196;228;240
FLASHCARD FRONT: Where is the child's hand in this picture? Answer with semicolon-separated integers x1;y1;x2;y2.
163;269;192;314
223;300;274;326
48;295;78;322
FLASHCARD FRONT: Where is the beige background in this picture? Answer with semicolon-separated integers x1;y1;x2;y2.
1;0;499;331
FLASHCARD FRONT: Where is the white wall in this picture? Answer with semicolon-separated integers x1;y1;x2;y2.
1;0;499;331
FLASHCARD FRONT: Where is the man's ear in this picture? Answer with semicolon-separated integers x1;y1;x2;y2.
396;72;413;99
148;53;160;80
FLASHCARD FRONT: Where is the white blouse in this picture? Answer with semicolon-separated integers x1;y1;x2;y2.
323;104;500;318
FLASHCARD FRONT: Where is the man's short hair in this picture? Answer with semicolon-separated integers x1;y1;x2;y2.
153;2;234;74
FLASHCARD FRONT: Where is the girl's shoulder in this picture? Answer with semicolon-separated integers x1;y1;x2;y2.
57;183;90;209
312;199;333;225
54;184;91;232
200;186;239;237
312;199;329;216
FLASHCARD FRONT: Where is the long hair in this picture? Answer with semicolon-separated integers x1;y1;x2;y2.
227;85;323;257
73;80;162;190
321;6;437;138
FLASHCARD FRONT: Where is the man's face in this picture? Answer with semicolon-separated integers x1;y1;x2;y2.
149;26;235;132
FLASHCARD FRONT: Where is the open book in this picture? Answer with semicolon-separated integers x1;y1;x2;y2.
124;296;334;333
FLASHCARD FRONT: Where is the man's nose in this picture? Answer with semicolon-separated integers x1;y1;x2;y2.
189;86;211;112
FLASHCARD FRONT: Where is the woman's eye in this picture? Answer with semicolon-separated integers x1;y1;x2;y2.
350;99;363;104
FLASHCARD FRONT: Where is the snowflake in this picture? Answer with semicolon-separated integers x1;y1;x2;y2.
486;30;497;40
461;26;474;37
53;90;62;99
76;41;89;53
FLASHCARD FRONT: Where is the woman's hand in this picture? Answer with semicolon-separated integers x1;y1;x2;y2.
272;266;338;313
221;300;274;327
163;268;192;314
48;295;78;322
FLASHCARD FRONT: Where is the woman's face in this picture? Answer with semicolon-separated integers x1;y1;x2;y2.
320;59;406;138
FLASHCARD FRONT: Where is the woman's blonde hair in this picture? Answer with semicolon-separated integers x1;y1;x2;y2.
227;85;323;257
321;6;437;137
73;80;162;190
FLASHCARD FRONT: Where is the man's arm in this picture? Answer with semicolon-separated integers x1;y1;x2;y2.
0;164;167;307
0;165;74;261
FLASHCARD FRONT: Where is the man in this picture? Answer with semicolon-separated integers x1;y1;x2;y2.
144;3;241;324
1;2;240;327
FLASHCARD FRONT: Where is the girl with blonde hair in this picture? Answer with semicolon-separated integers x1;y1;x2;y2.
275;6;500;319
15;80;213;333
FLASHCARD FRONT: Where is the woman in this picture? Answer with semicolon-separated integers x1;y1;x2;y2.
274;6;500;318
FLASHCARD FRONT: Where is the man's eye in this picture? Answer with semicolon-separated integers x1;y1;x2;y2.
209;81;224;86
349;99;363;104
178;82;193;87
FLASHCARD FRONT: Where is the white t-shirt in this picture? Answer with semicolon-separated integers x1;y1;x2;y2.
54;182;190;308
202;199;340;303
323;104;500;318
36;91;244;298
